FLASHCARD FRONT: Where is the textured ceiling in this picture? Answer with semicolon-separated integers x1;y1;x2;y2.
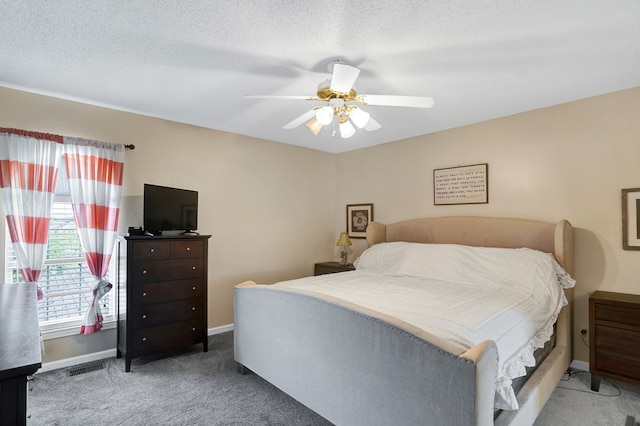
1;1;639;153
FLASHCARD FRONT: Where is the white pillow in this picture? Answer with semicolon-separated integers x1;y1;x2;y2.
356;242;575;290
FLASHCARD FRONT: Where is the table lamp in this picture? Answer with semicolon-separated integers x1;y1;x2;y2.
336;232;352;265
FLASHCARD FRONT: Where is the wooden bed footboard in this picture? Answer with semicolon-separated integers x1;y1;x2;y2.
234;283;499;426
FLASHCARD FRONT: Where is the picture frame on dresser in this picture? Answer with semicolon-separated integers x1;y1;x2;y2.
346;203;373;238
622;187;640;250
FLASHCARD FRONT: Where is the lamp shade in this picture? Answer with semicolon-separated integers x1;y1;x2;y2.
349;107;370;129
305;117;323;135
316;106;334;125
336;232;352;247
339;120;355;138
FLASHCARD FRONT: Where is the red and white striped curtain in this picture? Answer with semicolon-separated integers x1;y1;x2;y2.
0;128;63;299
64;137;124;335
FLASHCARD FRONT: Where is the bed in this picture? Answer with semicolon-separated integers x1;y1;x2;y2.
234;216;574;426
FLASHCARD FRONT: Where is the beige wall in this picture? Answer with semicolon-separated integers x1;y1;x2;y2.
2;85;639;365
0;87;337;363
335;86;640;363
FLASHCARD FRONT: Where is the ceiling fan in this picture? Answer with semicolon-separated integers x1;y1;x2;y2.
245;60;434;139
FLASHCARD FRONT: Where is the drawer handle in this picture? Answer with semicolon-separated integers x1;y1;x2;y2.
192;307;196;311
150;248;155;253
142;270;147;275
192;286;196;290
192;266;196;270
192;328;196;331
142;292;147;297
142;314;147;319
142;337;147;341
186;247;191;251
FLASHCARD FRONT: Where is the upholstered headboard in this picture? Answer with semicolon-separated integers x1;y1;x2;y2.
366;216;574;275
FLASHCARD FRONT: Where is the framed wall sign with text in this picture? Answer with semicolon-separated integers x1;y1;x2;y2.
433;163;488;205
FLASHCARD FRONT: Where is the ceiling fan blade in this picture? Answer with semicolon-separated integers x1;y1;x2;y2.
363;116;382;131
330;63;360;94
282;109;318;129
358;95;434;108
245;95;313;100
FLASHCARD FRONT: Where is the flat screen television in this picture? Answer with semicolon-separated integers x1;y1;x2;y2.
143;184;198;236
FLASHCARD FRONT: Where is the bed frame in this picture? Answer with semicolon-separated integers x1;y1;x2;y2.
234;216;574;426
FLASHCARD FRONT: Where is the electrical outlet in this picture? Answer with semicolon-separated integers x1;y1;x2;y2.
579;328;590;348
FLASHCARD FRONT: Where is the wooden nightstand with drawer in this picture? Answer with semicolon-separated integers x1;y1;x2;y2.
589;290;640;391
314;261;355;276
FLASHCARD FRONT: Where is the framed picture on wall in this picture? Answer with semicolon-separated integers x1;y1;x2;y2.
346;204;374;238
622;188;640;250
433;163;488;205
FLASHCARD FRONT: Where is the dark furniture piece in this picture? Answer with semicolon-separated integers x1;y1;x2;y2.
0;283;41;425
116;235;211;372
314;261;355;276
589;290;640;391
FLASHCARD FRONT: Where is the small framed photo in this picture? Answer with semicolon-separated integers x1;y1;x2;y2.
346;204;374;239
622;188;640;250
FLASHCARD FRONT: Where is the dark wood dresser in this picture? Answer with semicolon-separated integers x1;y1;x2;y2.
116;235;211;372
0;283;41;425
589;290;640;391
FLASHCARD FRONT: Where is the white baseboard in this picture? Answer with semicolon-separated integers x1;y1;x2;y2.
37;324;234;374
570;359;589;372
38;348;117;374
209;323;234;335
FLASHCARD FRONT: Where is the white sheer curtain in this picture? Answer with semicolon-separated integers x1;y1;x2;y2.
0;128;63;300
64;137;124;335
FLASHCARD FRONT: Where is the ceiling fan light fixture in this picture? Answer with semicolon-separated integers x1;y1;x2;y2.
305;117;323;135
349;107;370;129
249;61;432;140
315;106;334;125
339;119;355;138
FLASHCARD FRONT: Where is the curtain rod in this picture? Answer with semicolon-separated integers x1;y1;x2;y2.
2;127;136;151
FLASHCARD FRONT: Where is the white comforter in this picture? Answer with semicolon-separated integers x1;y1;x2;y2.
273;242;575;410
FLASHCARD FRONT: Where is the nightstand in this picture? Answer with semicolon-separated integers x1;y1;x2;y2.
589;290;640;391
314;261;355;276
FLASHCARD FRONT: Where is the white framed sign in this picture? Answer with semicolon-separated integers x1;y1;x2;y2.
433;163;488;205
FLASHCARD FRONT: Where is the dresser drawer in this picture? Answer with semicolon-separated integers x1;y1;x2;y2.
129;299;203;329
131;319;203;353
132;241;171;261
132;258;204;283
595;349;640;380
171;240;204;258
595;304;640;326
595;325;640;357
131;279;204;306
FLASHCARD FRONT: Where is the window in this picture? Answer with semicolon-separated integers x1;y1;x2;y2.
4;165;115;337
